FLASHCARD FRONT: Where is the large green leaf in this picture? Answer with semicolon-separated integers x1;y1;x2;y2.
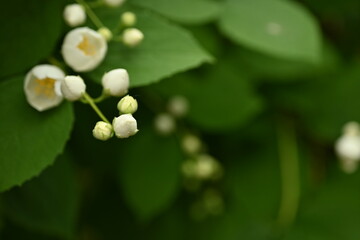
118;125;182;221
219;0;322;63
0;0;65;80
0;77;74;192
131;0;221;24
1;154;79;239
89;9;213;87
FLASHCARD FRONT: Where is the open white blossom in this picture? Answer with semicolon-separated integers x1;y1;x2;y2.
113;114;138;138
122;28;144;47
335;122;360;173
63;4;86;27
62;27;107;72
104;0;126;7
24;64;65;111
93;121;113;141
102;68;129;96
61;75;86;101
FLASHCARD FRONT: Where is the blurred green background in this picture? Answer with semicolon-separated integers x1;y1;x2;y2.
1;0;360;239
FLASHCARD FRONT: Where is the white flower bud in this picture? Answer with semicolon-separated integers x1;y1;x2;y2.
97;27;113;41
121;12;136;27
113;114;138;138
24;64;65;111
342;121;360;136
195;154;222;180
182;134;202;155
93;121;113;141
168;95;189;118
117;95;138;114
104;0;126;7
335;134;360;173
122;28;144;47
154;113;176;135
63;4;86;27
101;68;129;96
61;75;86;101
62;27;107;72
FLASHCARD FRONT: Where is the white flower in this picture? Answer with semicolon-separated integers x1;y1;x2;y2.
195;154;222;180
61;75;86;101
93;121;113;141
122;28;144;47
117;95;138;114
63;4;86;27
168;95;189;118
113;114;138;138
62;27;107;72
121;12;136;27
24;64;65;111
102;68;129;96
154;113;176;135
104;0;126;7
97;27;113;41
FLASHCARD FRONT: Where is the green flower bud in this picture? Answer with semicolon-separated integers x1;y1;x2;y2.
117;95;138;114
92;121;113;141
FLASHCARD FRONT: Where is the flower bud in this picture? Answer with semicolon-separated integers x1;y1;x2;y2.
63;4;86;27
182;134;202;155
195;154;222;180
117;95;138;114
168;95;189;118
121;12;136;27
154;113;176;135
113;114;138;138
102;68;129;96
122;28;144;47
104;0;126;7
61;75;86;101
98;27;113;41
92;121;113;141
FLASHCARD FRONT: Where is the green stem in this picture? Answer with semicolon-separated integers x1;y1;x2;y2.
88;0;104;8
82;92;110;124
275;118;300;233
75;0;105;29
93;91;110;103
47;57;65;71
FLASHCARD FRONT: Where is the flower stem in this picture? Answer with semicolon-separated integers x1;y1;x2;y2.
82;92;110;124
88;0;104;8
93;91;110;103
75;0;105;29
275;118;300;233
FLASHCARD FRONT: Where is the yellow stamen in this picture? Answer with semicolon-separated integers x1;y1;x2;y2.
35;78;56;98
77;35;96;56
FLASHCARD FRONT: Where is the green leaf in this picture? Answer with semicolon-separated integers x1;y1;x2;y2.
89;9;213;87
0;0;65;80
131;0;221;24
219;0;322;62
0;77;74;192
1;153;79;239
152;63;262;132
118;125;182;221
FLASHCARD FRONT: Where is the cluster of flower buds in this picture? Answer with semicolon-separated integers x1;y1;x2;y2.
154;95;189;135
24;64;138;140
335;121;360;174
62;1;144;73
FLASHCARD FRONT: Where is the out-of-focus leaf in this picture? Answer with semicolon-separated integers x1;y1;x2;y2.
118;125;182;221
90;9;213;87
0;0;65;80
152;62;262;132
219;0;322;63
132;0;221;24
2;153;79;239
0;77;74;192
